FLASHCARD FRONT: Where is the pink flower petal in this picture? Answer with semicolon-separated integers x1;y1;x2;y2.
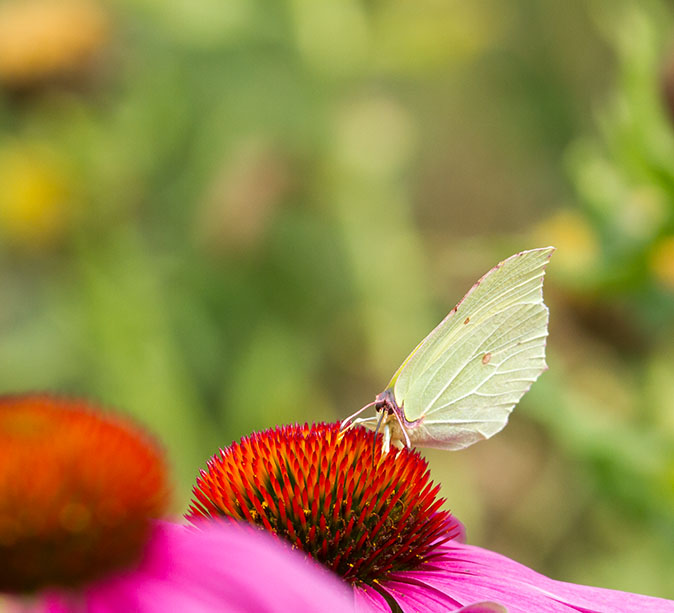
388;541;674;613
41;522;353;613
378;577;462;612
354;585;391;612
456;604;507;613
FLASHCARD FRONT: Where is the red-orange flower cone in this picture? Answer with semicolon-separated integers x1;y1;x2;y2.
187;422;463;600
0;394;168;592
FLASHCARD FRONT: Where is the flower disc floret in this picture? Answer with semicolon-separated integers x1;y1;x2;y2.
0;394;168;593
187;422;462;586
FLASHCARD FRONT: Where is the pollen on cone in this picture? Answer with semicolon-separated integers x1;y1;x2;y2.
0;394;169;593
187;422;462;586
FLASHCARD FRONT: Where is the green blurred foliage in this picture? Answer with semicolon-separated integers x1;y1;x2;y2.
0;0;673;600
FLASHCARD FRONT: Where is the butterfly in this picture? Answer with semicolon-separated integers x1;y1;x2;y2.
342;247;554;453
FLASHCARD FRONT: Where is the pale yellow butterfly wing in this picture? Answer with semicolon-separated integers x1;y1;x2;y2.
389;247;553;450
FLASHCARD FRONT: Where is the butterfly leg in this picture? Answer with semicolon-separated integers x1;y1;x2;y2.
341;416;379;433
390;408;412;448
340;401;377;431
382;423;391;454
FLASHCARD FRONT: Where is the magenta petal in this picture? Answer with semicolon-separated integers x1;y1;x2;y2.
388;541;674;613
354;585;391;612
42;522;353;613
456;604;507;613
379;577;462;612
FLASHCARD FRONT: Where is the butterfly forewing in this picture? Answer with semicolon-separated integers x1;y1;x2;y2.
390;247;553;449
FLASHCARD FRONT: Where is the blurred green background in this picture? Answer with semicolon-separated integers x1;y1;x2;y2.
0;0;673;600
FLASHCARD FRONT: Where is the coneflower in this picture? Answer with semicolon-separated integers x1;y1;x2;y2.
189;422;674;613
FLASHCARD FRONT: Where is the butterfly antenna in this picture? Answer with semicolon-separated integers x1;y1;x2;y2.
340;401;377;431
372;409;386;469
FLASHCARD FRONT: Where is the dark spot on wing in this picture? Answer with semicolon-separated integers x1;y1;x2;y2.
464;317;470;324
482;352;492;365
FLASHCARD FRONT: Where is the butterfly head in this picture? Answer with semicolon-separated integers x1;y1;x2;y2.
374;388;397;414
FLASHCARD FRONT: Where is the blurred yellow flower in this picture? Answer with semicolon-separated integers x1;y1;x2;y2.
0;143;75;248
535;209;600;281
0;0;108;88
650;237;674;290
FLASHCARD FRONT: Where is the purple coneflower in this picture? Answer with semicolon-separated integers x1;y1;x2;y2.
0;395;351;612
188;422;674;613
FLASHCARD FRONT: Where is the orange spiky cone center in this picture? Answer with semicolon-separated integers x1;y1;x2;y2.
187;422;461;586
0;394;168;593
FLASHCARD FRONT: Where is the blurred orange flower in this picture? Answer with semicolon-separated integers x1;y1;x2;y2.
0;0;108;88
